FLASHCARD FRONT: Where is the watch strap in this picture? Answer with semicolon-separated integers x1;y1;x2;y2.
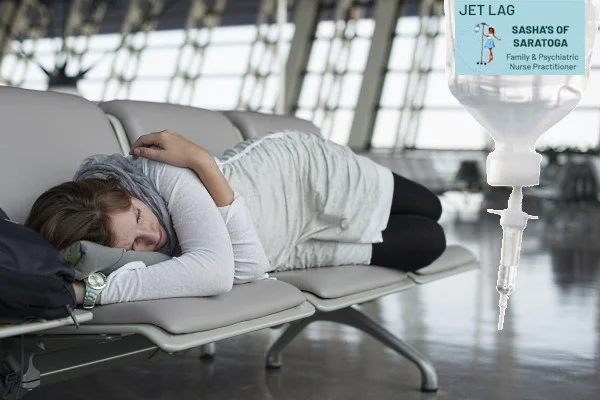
83;284;103;310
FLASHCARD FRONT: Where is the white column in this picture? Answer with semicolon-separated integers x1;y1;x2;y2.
276;0;288;114
347;0;401;151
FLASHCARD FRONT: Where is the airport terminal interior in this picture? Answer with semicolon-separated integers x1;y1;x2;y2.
1;0;599;399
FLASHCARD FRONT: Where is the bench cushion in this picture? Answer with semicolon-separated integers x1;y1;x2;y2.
412;244;477;276
223;110;320;139
87;279;305;334
272;245;477;299
100;100;243;155
271;265;409;299
0;87;121;223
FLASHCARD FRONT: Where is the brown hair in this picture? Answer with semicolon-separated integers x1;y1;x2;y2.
25;178;132;251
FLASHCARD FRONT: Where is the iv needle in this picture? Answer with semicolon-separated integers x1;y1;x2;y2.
498;293;508;330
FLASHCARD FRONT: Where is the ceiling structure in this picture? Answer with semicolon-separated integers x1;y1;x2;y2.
32;0;425;38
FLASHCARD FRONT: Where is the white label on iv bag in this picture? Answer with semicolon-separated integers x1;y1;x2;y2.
455;0;585;75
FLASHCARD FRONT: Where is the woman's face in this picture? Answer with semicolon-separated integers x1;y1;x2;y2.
108;197;167;252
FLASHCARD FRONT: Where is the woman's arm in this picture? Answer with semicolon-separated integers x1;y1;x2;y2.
218;191;271;284
99;163;236;304
130;129;234;206
189;152;234;207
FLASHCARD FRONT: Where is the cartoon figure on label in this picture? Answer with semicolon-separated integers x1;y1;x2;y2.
484;26;501;63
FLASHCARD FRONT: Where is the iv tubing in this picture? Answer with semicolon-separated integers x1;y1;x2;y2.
498;294;507;330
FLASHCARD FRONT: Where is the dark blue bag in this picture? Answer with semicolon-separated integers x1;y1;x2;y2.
0;209;76;322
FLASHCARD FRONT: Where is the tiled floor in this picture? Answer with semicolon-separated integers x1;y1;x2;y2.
26;203;600;400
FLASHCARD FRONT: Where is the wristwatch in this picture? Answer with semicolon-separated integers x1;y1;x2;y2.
83;272;107;310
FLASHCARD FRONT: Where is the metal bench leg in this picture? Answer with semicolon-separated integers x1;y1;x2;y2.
331;307;438;392
266;316;314;369
200;343;216;360
266;307;437;392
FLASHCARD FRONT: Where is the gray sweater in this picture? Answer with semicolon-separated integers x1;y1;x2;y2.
218;131;394;271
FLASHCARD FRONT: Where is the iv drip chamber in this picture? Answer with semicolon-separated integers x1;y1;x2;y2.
488;186;537;330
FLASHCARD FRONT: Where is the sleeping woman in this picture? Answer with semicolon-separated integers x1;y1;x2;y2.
25;129;446;307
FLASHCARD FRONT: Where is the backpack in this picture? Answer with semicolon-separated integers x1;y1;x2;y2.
0;209;77;323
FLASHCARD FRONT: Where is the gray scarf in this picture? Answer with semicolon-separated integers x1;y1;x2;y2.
73;154;178;255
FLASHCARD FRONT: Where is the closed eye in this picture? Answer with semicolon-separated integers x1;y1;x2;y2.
125;208;142;251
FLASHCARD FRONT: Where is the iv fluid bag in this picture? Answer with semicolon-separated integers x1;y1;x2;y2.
445;0;600;330
445;0;600;186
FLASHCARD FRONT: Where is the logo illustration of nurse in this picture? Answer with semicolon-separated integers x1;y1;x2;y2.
474;23;501;65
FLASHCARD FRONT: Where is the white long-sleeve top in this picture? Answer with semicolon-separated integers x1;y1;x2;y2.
100;159;270;305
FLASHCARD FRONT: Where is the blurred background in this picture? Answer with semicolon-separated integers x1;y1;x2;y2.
4;0;600;212
1;1;600;399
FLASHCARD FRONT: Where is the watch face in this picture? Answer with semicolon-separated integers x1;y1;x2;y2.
88;273;106;289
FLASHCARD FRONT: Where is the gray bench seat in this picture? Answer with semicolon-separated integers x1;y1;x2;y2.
49;280;313;353
273;265;413;312
274;244;477;299
407;244;478;283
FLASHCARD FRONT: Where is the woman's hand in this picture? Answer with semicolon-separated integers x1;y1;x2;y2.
131;129;234;207
130;129;210;169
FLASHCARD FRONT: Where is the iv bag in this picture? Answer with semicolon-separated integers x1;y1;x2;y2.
445;0;600;187
445;0;600;330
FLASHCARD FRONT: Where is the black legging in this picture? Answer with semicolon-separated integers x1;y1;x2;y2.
370;173;446;272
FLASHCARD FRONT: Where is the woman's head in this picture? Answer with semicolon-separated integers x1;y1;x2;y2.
488;26;495;35
26;178;167;252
